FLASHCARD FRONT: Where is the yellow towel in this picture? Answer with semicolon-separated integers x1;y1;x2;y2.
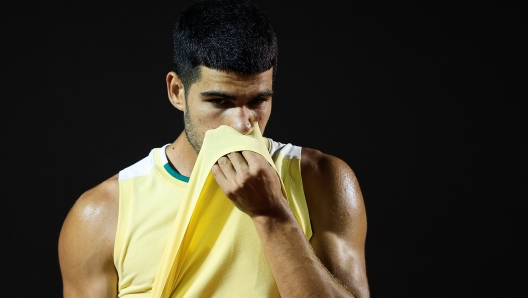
150;123;289;298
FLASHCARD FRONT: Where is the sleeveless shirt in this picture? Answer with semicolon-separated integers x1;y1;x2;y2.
115;125;312;297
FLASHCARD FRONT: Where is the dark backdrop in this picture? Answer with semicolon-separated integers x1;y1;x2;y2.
2;1;524;297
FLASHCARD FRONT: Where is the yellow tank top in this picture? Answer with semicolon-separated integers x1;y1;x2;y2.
115;124;312;297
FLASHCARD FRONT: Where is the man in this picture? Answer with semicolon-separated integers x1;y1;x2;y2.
58;0;370;297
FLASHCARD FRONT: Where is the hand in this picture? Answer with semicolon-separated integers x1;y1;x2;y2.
211;151;287;218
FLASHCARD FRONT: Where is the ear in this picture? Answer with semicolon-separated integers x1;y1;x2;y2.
166;71;185;111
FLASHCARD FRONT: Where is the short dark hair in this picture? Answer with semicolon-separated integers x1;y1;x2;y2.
172;0;278;95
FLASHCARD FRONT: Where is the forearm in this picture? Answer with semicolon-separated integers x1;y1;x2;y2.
252;208;356;298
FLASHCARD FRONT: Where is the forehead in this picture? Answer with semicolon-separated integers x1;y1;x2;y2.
190;66;274;95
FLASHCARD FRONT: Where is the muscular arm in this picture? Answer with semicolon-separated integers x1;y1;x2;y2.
212;149;369;298
58;175;119;298
302;148;369;297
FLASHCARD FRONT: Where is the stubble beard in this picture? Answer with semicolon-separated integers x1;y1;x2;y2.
183;105;202;153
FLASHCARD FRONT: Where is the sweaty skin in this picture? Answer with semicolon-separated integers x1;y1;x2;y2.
58;66;369;298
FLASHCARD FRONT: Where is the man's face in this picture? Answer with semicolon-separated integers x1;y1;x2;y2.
183;66;273;152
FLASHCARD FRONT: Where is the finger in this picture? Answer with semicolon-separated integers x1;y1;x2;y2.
241;151;269;169
211;163;227;183
226;151;249;175
216;155;236;177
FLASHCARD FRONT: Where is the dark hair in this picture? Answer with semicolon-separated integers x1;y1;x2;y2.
172;0;278;95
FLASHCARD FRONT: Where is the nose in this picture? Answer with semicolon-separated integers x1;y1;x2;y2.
229;106;254;135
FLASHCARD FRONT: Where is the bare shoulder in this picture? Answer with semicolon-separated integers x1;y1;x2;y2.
61;173;120;236
300;147;358;180
58;174;120;297
300;147;364;223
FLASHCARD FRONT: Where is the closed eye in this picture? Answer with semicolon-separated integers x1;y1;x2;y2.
248;96;270;106
208;98;233;107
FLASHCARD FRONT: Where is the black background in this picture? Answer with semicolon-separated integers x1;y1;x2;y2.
2;1;524;297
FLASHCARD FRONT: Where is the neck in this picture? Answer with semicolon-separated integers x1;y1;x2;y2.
165;131;198;177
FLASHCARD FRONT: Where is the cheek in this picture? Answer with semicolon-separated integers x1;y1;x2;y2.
194;107;225;129
257;110;272;132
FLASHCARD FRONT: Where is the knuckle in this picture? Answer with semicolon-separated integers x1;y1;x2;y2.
252;165;266;176
236;180;246;190
239;172;251;182
227;152;239;160
230;179;243;191
218;157;229;167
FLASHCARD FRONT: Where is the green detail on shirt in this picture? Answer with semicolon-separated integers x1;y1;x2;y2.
163;163;189;182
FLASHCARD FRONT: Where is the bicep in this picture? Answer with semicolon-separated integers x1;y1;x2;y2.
58;188;118;297
303;150;369;296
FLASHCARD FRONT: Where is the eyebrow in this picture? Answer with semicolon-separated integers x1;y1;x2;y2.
200;90;274;99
